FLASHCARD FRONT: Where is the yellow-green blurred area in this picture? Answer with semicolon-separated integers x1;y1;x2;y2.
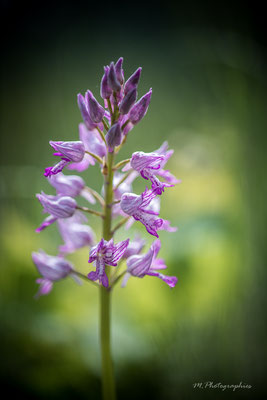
1;1;267;399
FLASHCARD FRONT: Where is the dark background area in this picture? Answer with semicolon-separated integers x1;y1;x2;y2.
1;0;267;399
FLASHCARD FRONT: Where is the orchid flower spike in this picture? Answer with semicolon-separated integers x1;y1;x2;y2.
88;238;129;287
35;57;179;312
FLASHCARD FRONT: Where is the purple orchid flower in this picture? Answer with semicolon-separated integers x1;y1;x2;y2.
32;250;75;297
122;240;177;288
36;192;77;232
130;151;176;195
120;187;163;237
48;172;95;203
88;238;129;287
68;123;106;172
57;216;95;254
44;140;85;177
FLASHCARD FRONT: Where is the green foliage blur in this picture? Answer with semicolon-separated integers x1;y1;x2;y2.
1;2;266;399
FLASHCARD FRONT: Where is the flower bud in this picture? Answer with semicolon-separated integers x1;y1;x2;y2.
119;87;137;115
124;67;142;96
77;93;96;130
108;62;121;92
106;122;122;151
129;88;152;125
115;57;124;84
86;90;105;123
100;66;112;99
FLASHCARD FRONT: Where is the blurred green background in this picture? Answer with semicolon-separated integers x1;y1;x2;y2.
1;1;267;398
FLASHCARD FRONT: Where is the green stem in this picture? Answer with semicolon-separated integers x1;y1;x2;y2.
110;270;127;290
96;126;107;145
84;187;105;207
111;216;130;235
74;271;99;287
102;118;109;132
85;150;104;165
113;158;131;170
121;119;130;131
100;150;116;400
76;206;104;218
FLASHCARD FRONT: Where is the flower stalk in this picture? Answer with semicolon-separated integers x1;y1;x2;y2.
101;150;116;400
